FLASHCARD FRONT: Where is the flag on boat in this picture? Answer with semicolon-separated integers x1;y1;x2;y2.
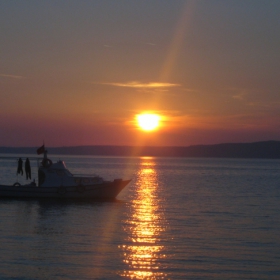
37;145;45;155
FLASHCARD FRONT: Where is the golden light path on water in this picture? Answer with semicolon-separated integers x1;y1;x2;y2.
120;157;166;279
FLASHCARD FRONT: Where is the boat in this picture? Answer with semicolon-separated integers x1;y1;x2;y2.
0;148;131;199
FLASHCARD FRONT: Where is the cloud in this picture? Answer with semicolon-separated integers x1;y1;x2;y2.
0;74;24;79
223;88;247;100
97;81;180;88
232;92;247;101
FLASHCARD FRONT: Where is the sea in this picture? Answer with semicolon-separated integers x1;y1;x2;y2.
0;155;279;280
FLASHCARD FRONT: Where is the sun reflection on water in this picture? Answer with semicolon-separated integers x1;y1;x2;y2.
120;157;166;279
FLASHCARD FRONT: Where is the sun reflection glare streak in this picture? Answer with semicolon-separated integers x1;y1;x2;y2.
119;157;166;279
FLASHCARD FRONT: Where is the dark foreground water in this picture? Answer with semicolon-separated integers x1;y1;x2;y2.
0;155;279;279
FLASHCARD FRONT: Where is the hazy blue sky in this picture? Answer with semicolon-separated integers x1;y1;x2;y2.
1;0;280;146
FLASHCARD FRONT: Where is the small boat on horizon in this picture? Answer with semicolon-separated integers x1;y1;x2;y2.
0;146;131;200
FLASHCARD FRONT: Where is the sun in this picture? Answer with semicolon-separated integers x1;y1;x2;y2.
136;113;160;131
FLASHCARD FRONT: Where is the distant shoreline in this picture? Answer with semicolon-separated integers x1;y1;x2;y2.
0;141;280;159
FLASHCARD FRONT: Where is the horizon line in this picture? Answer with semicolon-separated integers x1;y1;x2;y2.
0;140;279;149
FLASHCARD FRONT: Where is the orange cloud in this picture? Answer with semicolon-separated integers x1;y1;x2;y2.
96;81;180;88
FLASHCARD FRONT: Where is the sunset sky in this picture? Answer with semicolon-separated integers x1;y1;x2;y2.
1;0;280;147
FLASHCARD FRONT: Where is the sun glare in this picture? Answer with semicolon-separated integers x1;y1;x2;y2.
136;113;160;131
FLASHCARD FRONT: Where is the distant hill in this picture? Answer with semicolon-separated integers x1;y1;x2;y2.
0;141;280;158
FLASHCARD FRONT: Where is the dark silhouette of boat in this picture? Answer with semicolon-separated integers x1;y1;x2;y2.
0;149;130;199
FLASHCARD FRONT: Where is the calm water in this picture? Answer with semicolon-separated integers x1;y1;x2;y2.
0;155;279;280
